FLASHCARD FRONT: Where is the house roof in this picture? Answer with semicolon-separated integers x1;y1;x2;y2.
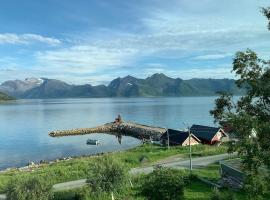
160;129;200;145
190;124;222;141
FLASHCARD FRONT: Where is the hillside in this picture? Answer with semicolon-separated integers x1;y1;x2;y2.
108;73;245;97
0;74;245;99
0;92;15;101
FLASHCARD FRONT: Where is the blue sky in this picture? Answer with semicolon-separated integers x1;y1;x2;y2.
0;0;269;85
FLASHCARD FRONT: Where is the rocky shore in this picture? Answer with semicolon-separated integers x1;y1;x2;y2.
0;150;124;174
49;121;166;141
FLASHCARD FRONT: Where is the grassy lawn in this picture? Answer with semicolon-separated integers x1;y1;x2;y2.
192;163;221;181
0;144;228;193
185;179;248;200
2;143;268;199
53;178;249;200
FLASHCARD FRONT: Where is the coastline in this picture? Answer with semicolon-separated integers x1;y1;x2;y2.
0;144;142;174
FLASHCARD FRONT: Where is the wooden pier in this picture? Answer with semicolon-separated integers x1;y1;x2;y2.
49;119;166;141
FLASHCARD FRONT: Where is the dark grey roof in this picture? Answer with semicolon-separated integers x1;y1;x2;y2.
190;124;220;141
160;129;193;145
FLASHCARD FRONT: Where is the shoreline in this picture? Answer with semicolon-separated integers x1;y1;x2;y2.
0;144;143;174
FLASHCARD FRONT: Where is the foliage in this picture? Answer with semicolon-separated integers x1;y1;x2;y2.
244;174;268;200
210;187;223;200
262;7;270;30
86;156;128;193
210;187;236;200
210;6;270;200
0;144;228;194
6;176;53;200
139;168;185;200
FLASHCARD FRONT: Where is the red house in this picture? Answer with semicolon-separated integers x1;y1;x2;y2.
190;124;228;145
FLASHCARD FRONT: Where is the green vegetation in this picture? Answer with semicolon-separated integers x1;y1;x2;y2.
139;168;185;200
0;92;15;101
210;6;270;200
0;144;228;193
87;156;127;194
1;143;254;199
6;152;262;200
6;176;53;200
108;73;245;97
52;170;251;200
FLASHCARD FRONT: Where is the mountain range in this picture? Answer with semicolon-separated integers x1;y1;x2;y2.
0;73;245;99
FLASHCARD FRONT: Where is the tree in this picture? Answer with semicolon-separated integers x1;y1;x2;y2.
6;176;53;200
86;156;128;194
210;7;270;200
262;7;270;30
139;168;185;200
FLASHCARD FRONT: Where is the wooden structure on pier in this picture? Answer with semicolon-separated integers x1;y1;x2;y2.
49;116;166;141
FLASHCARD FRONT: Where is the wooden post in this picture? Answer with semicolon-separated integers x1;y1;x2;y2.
183;122;192;173
167;128;170;150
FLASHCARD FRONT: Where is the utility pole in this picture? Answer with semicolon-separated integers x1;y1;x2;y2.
183;122;192;173
166;128;170;150
188;125;192;172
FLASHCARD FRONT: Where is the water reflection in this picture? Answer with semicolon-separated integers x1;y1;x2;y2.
0;97;217;169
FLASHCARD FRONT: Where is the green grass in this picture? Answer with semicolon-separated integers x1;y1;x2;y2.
192;163;221;181
185;179;213;200
53;176;249;200
185;179;248;200
0;144;228;193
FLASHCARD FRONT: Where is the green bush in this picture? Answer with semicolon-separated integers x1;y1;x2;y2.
87;156;128;193
6;176;53;200
139;168;185;200
210;187;222;200
210;188;236;200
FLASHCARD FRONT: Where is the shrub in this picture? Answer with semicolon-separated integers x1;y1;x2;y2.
6;176;53;200
210;188;236;200
139;168;185;200
87;156;128;193
210;187;223;200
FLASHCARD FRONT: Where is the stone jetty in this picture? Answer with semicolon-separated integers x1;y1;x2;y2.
49;116;166;141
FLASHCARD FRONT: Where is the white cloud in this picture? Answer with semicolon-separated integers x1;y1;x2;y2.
0;33;61;45
1;0;270;84
35;45;139;73
29;23;270;84
194;53;232;60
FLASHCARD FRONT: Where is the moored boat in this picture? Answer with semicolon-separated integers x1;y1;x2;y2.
86;139;100;145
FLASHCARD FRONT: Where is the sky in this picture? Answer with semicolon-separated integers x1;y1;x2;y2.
0;0;269;85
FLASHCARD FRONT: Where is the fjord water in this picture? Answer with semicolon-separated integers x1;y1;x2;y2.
0;97;216;170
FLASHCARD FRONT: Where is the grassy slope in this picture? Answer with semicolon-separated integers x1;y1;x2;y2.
0;144;228;193
54;172;249;200
3;143;265;199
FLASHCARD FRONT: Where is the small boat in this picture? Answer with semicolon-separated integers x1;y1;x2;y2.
86;139;100;145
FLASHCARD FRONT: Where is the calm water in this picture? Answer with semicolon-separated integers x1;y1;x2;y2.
0;97;217;170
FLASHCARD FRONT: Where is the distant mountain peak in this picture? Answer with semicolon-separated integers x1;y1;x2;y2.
25;77;43;85
0;74;245;98
150;73;169;78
